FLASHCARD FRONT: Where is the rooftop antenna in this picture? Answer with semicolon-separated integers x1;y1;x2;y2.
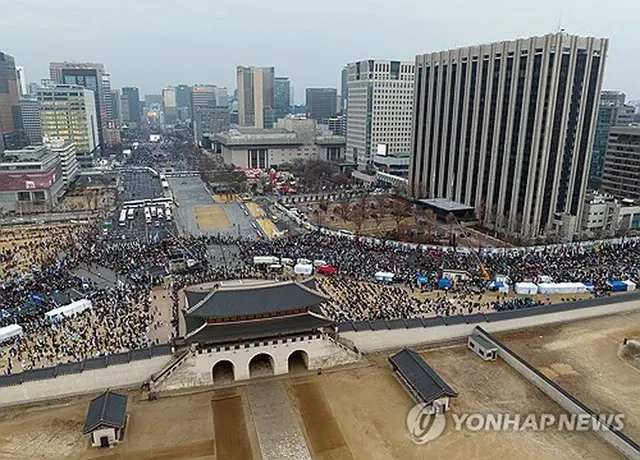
557;13;565;34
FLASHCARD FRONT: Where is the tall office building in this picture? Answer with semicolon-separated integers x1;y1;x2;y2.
101;74;114;121
345;59;415;168
175;85;192;122
19;98;43;145
121;87;141;124
15;66;27;96
191;85;230;144
37;84;99;156
274;77;291;119
110;89;122;125
49;62;107;150
590;91;637;186
340;66;348;113
306;88;338;121
410;33;608;240
163;87;178;125
0;51;25;153
237;66;275;129
601;126;640;200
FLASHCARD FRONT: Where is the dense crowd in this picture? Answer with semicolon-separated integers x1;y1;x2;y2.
2;218;640;374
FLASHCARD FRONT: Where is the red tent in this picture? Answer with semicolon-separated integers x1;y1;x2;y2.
317;265;337;275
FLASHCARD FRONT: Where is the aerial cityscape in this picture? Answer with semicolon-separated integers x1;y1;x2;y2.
1;2;640;459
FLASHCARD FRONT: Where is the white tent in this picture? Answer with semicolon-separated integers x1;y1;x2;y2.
294;263;314;275
0;324;23;343
374;271;395;283
515;282;538;295
45;299;92;323
253;256;279;265
623;280;637;292
537;282;588;295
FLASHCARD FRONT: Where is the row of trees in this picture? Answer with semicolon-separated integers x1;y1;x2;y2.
313;195;456;244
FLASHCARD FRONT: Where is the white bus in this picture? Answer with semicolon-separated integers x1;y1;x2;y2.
127;208;135;220
119;210;127;227
150;207;157;218
166;209;172;221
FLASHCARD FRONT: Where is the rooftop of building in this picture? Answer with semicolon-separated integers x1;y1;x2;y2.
417;198;475;212
184;278;329;319
0;145;54;163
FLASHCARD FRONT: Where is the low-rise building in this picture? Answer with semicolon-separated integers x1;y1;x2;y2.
0;145;65;212
215;117;345;169
582;191;640;237
46;138;79;187
372;151;410;178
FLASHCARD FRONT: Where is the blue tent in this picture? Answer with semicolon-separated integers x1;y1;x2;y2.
438;278;452;290
417;275;429;285
607;280;627;292
583;281;595;292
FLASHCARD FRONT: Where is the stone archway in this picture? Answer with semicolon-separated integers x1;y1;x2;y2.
287;349;309;373
212;360;235;385
248;353;275;378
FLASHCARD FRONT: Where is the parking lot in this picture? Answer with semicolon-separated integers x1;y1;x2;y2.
168;176;262;239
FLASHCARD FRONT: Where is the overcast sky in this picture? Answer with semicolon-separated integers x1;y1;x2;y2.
2;0;638;103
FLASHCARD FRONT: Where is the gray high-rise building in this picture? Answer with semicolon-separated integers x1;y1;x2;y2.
121;87;141;124
601;126;640;201
237;66;275;128
191;85;230;144
306;88;338;121
341;66;348;113
346;59;415;168
274;77;291;119
590;91;637;186
163;87;178;125
410;33;608;240
19;98;42;145
176;84;192;121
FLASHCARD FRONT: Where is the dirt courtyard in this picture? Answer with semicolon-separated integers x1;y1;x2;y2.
499;310;640;441
195;206;231;230
0;319;632;459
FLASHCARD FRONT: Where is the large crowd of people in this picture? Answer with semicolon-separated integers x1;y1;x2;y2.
2;208;640;375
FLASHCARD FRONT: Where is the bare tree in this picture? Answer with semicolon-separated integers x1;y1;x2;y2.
318;198;329;215
390;199;412;229
476;198;486;223
335;201;352;222
617;218;631;238
350;202;367;235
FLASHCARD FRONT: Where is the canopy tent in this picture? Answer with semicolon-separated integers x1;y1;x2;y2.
253;256;279;265
607;280;628;292
416;275;429;285
0;324;23;343
375;272;395;283
316;265;337;275
537;282;589;295
45;299;92;323
515;282;538;295
438;278;452;290
623;280;637;291
488;280;510;294
583;281;595;292
293;263;314;275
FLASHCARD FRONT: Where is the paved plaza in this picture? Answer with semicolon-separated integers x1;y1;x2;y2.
168;176;263;238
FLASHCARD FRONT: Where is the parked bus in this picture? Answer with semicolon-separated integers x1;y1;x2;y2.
127;208;135;220
157;208;164;219
150;207;157;218
166;209;172;221
119;210;127;227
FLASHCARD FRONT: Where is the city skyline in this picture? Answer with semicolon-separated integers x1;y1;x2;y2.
1;0;639;101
